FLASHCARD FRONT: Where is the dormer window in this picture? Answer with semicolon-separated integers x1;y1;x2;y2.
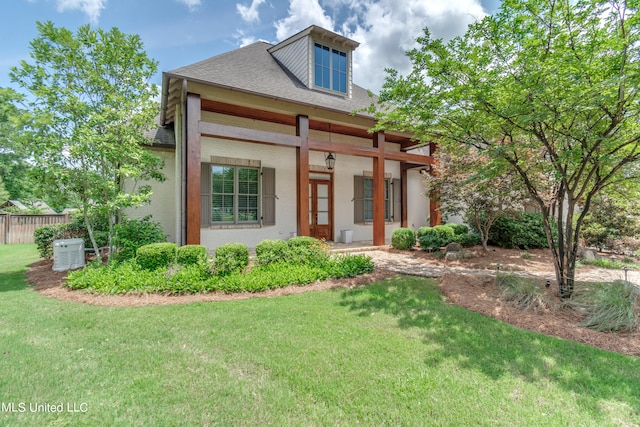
314;43;347;94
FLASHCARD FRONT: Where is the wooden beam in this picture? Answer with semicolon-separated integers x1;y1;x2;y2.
186;93;201;245
429;142;441;226
296;115;310;237
199;122;301;147
373;132;385;246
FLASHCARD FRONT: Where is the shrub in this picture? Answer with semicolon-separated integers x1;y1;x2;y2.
418;227;443;251
33;222;86;258
330;254;375;278
285;236;330;267
445;223;469;236
287;236;321;248
112;216;166;262
136;242;177;270
255;239;289;266
66;260;165;294
176;245;208;266
391;228;416;250
568;281;639;332
489;212;554;249
416;226;432;240
454;232;481;247
215;243;249;276
434;225;456;244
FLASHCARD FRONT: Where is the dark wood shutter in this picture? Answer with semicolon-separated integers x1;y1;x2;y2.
200;163;211;227
354;175;365;224
393;178;401;222
262;167;276;226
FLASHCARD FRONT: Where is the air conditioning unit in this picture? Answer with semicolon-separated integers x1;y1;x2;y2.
53;238;85;272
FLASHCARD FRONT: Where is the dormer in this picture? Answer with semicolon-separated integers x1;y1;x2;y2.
268;25;360;99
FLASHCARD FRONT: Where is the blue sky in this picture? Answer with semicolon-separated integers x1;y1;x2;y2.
1;0;502;93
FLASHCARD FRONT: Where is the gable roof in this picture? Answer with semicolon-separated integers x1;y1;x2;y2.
165;40;377;120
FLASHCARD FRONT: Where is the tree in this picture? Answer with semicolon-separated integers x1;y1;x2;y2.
425;144;526;251
376;0;640;297
11;22;164;261
0;87;33;202
0;176;9;204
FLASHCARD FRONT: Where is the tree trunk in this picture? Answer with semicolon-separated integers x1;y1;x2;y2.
83;207;101;264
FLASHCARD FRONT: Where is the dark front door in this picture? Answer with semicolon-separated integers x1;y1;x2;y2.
309;179;332;241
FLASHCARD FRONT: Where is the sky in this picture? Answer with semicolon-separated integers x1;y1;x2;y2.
0;0;502;94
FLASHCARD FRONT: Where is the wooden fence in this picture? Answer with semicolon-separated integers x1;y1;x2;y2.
0;213;70;244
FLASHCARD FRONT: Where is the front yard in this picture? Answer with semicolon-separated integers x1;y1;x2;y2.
1;245;639;425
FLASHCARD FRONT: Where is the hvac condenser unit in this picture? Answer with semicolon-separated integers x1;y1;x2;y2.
52;238;85;272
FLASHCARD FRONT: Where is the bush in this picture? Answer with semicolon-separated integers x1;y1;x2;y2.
255;239;289;266
445;223;469;236
418;227;443;251
489;213;554;249
434;225;456;243
136;242;177;270
112;216;166;262
416;226;432;240
285;236;330;267
454;232;481;247
287;236;321;248
176;245;208;266
568;281;639;332
391;228;416;250
330;254;375;278
215;243;250;276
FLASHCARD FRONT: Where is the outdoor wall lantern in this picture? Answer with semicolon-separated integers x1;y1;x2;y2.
325;152;336;170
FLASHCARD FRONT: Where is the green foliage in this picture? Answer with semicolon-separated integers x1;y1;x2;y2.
255;239;289;266
215;243;250;276
285;237;331;267
568;281;640;332
489;213;554;249
581;195;640;250
136;242;177;271
418;227;444;251
330;254;375;278
433;225;455;242
287;236;321;248
111;216;166;262
0;176;9;204
416;226;432;240
580;258;639;271
453;232;481;248
497;274;546;311
445;223;468;236
33;222;87;258
176;245;208;266
391;228;416;250
11;22;164;260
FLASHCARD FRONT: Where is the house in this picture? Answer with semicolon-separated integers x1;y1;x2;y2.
137;25;437;249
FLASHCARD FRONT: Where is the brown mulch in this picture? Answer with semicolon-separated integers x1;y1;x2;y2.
25;251;640;357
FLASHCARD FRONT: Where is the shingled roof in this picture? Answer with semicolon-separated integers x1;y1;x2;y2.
166;41;377;118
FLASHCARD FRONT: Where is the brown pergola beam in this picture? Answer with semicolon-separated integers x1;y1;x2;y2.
200;122;302;148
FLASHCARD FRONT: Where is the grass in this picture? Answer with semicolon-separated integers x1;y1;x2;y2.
581;257;640;270
1;245;639;425
497;273;547;311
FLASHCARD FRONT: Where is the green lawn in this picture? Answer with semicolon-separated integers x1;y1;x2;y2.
1;245;639;426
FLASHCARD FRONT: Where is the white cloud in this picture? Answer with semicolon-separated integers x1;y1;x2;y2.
55;0;107;24
237;0;267;23
272;0;486;92
274;0;335;41
177;0;201;12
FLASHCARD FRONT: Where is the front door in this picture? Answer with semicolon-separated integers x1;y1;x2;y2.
309;179;332;241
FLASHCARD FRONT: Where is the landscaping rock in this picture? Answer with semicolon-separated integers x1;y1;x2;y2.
445;242;463;253
580;249;597;261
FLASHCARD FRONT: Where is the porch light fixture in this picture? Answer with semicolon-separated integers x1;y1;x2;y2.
325;152;336;170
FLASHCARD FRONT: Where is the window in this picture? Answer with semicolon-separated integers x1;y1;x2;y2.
364;178;390;222
211;165;259;223
314;43;347;93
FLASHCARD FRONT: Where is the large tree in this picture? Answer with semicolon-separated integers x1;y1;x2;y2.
376;0;640;297
11;22;164;260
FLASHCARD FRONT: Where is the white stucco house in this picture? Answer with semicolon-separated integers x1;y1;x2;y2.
137;25;438;250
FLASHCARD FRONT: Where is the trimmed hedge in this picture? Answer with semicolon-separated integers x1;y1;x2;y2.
215;243;250;276
255;239;288;266
136;242;177;270
489;213;554;249
176;245;208;266
391;228;416;250
445;223;469;236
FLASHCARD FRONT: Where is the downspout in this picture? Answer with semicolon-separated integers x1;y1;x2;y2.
159;72;170;126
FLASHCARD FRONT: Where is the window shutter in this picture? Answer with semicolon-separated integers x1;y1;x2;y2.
354;175;365;224
200;163;211;227
262;167;276;226
393;178;401;222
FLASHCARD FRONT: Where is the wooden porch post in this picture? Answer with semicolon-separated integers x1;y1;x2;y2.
373;132;385;246
400;162;408;228
428;142;441;226
185;93;201;245
296;115;310;236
